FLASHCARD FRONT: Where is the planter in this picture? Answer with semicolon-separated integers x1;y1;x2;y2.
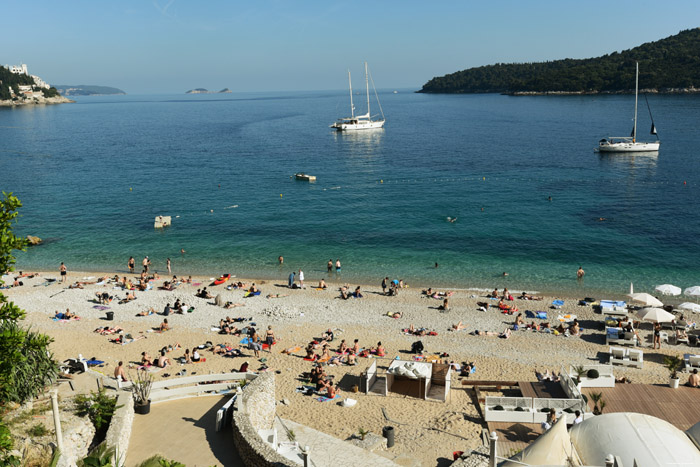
669;378;680;389
134;400;151;414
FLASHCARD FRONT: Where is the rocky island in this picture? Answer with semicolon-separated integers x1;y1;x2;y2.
0;64;73;106
54;85;126;96
419;28;700;95
185;88;232;94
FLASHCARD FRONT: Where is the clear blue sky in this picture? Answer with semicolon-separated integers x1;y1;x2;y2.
3;0;699;94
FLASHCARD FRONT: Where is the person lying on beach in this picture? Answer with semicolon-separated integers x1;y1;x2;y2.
408;324;428;336
387;310;403;318
196;287;214;299
159;281;176;291
224;301;246;308
525;321;540;331
94;325;123;335
322;329;334;342
114;361;128;381
519;291;543;300
141;351;153;366
247;284;259;294
451;321;466;331
471;328;511;338
68;281;85;289
339;286;350;300
265;294;288;299
226;281;247;290
119;291;136;304
220;324;240;335
55;309;79;320
422;288;434;296
136;307;156;317
555;323;566;335
317;279;327;289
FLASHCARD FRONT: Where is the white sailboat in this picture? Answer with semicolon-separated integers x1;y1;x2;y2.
331;62;385;131
598;62;660;153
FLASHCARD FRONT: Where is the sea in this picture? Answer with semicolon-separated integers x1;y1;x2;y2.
2;90;699;298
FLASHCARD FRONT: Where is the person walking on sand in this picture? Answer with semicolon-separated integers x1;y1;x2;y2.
327;259;333;274
59;262;67;282
298;269;304;288
288;271;296;288
335;259;341;273
167;258;171;274
128;256;135;273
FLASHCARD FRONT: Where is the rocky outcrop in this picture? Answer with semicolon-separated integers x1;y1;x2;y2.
26;235;42;246
0;95;74;106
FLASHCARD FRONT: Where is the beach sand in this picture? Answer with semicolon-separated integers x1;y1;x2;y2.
3;270;686;466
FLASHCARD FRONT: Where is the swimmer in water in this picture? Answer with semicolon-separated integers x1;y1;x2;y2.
447;217;457;223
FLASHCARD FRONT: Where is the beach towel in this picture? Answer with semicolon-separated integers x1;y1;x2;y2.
93;305;110;311
316;394;342;402
552;299;564;308
240;337;252;344
281;346;302;354
318;355;331;363
86;359;104;366
243;291;261;298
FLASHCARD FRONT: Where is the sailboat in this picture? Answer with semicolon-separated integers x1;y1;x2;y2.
598;62;660;153
331;62;385;131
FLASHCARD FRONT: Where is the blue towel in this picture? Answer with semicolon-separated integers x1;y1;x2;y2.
552;300;564;307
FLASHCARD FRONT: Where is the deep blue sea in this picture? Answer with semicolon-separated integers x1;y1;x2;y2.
2;91;699;297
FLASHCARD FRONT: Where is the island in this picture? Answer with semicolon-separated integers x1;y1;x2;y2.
0;64;72;106
185;88;232;94
419;28;700;95
54;85;126;96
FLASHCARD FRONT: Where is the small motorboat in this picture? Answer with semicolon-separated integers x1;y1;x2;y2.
294;173;316;182
213;274;231;285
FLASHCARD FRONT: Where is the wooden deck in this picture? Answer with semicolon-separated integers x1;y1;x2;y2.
518;381;567;399
487;421;544;457
582;384;700;431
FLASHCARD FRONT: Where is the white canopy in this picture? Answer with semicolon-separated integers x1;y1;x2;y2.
502;416;579;466
637;307;675;323
655;284;681;296
678;302;700;314
570;413;700;467
684;286;700;297
628;292;663;307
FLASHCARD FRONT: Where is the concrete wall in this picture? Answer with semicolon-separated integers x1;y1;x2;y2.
232;373;297;467
104;392;134;464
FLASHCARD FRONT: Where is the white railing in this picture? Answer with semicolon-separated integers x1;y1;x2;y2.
485;395;586;424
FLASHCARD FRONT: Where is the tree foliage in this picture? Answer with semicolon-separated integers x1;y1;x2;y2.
419;28;700;94
0;192;57;406
0;67;36;101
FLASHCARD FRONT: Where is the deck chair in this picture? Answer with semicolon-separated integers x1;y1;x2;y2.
609;347;627;365
627;349;644;368
689;355;700;370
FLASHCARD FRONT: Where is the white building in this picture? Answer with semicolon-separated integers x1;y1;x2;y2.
5;63;51;89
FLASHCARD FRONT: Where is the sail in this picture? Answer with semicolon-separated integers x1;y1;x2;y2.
630;127;635;137
650;123;657;135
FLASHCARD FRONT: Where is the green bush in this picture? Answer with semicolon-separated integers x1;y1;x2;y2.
587;369;600;379
75;389;120;445
28;423;48;437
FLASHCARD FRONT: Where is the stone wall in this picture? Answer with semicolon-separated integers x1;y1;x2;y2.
56;414;95;467
232;373;297;467
104;392;134;464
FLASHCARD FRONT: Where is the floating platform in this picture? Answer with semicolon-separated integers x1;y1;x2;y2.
154;215;172;228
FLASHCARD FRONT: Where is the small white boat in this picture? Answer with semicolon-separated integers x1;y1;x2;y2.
294;173;316;182
331;62;385;131
598;62;660;153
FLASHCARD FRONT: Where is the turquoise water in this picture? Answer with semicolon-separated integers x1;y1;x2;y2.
2;91;699;296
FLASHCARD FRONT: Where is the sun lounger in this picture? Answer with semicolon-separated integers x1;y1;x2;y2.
686;354;700;371
627;349;643;368
609;347;628;366
600;300;627;316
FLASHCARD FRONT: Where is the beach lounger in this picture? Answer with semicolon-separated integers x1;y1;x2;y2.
609;347;628;366
687;354;700;370
627;349;644;368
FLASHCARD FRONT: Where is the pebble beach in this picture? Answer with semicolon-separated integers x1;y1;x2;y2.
3;269;690;466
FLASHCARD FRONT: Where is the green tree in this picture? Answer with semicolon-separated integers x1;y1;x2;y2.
0;192;58;405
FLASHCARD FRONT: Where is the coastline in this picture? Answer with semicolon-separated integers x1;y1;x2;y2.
0;96;74;106
4;266;687;464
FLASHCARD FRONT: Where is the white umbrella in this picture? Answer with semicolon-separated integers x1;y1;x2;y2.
684;286;700;297
655;284;681;296
678;302;700;314
636;307;675;323
628;292;663;307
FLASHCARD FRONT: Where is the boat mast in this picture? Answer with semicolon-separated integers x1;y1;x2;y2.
633;62;639;142
365;62;370;121
348;69;355;119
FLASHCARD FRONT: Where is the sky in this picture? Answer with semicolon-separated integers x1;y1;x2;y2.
3;0;699;94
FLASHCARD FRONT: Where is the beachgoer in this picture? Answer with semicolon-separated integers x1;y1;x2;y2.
192;347;201;362
184;348;192;363
381;277;388;294
352;339;360;354
452;321;465;331
167;258;171;274
128;256;135;273
265;325;275;352
338;339;347;353
335;259;341;273
298;269;304;288
59;262;67;282
573;410;583;424
323;328;334;342
653;322;661;349
288;271;295;288
141;352;153;365
577;266;585;279
239;361;249;373
327;259;333;274
156;350;170;368
354;286;363;298
249;331;261;357
180;248;186;255
438;298;449;311
160;318;170;331
114;361;128;381
318;279;327;289
688;369;699;388
142;256;150;273
278;255;284;264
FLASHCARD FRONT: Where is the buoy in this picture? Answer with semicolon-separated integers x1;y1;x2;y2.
210;209;214;213
380;180;383;183
684;181;687;185
482;177;485;181
129;187;132;191
280;194;283;198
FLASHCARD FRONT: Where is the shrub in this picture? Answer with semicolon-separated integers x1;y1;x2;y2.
75;389;120;446
28;423;48;437
587;369;600;379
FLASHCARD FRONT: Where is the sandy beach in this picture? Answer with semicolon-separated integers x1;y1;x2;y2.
3;269;689;466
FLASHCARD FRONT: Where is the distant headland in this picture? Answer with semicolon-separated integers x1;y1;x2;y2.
186;88;232;94
0;63;73;106
54;85;126;96
419;28;700;95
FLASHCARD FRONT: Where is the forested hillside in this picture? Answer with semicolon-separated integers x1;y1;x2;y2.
419;28;700;94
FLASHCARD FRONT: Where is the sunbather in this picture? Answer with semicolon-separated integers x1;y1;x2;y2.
438;298;449;311
451;321;465;331
338;339;348;354
224;301;246;308
156;350;170;368
159;319;170;331
141;351;153;366
136;307;156;316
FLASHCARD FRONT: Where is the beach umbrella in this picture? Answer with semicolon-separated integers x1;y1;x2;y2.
627;292;663;307
630;282;634;295
684;286;700;297
636;307;675;323
654;284;681;296
678;302;700;314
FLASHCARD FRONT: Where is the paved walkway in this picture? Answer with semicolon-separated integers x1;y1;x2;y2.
126;396;243;466
275;418;402;467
